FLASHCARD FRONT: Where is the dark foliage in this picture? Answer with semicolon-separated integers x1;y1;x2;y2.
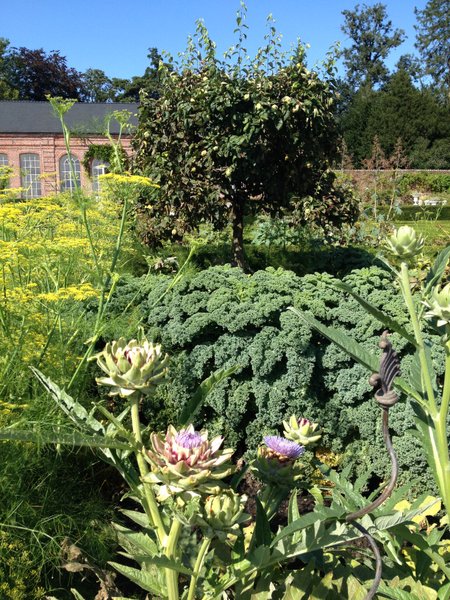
6;47;83;101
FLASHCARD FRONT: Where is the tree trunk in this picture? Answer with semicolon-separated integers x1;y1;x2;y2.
231;200;246;270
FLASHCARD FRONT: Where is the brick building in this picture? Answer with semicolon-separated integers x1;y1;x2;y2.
0;101;138;197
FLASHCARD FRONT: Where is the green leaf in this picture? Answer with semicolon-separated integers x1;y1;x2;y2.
346;576;369;600
120;509;150;529
271;512;323;547
377;584;412;600
70;591;86;600
330;280;417;346
113;523;158;558
309;571;334;599
250;497;272;550
425;245;450;292
108;562;165;595
438;582;450;600
31;367;105;434
0;427;130;450
117;554;193;576
288;490;300;524
289;307;378;371
179;365;238;426
288;307;421;401
283;563;316;598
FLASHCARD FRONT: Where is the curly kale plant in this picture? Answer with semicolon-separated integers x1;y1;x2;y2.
109;264;443;494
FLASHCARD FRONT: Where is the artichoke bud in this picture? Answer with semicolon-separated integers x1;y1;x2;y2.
424;283;450;328
94;337;169;397
283;415;322;446
384;226;424;262
253;436;305;486
203;490;247;533
144;425;234;496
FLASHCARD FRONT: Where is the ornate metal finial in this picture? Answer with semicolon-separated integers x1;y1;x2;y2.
369;331;401;408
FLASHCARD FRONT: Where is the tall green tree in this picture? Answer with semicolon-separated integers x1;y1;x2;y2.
81;68;114;102
340;67;450;167
113;48;164;101
340;3;405;89
134;15;356;267
415;0;450;92
0;38;17;99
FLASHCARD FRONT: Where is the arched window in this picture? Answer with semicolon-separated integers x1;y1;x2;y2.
91;158;109;193
20;153;41;198
59;154;81;192
0;154;9;191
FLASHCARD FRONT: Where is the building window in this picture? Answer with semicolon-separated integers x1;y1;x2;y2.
91;158;109;193
59;154;81;192
0;153;9;190
20;153;42;198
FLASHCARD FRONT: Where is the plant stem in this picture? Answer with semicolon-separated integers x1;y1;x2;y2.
129;394;167;544
187;537;211;600
399;263;437;412
441;339;450;421
165;518;183;600
399;263;450;515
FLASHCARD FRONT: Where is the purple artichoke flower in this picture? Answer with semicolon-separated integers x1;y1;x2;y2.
263;436;305;460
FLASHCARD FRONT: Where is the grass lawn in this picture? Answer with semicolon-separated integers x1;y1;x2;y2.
396;219;450;255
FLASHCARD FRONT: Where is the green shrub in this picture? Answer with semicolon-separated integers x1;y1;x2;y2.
397;172;450;195
108;264;443;495
393;204;450;221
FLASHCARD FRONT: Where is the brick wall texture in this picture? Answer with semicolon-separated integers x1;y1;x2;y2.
0;133;133;196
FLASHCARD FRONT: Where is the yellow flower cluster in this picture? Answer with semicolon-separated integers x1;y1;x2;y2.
37;283;98;303
0;193;137;386
99;172;159;187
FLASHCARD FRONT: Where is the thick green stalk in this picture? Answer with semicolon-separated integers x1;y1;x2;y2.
165;518;183;600
129;394;167;544
130;393;181;600
437;344;450;514
399;263;450;515
399;263;437;412
441;339;450;421
187;537;211;600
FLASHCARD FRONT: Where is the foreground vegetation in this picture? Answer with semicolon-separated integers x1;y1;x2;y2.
1;8;450;597
0;177;449;598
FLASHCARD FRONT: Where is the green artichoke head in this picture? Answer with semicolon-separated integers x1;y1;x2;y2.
384;226;424;262
94;337;169;397
283;415;322;446
424;282;450;328
144;425;234;499
203;490;248;536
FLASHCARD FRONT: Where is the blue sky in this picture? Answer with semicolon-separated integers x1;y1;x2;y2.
2;0;428;79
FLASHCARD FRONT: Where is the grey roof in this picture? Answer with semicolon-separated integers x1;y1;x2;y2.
0;101;139;134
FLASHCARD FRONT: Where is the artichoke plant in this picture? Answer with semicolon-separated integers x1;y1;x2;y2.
94;337;169;397
384;225;424;262
254;435;305;486
424;282;450;328
201;490;248;538
283;415;322;446
144;425;234;499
